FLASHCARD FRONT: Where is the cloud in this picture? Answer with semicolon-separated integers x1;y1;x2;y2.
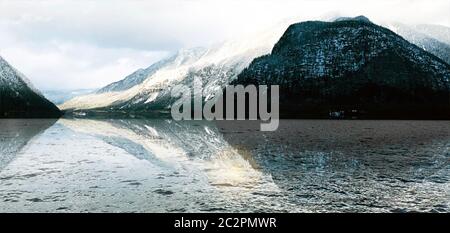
0;0;449;90
0;40;168;90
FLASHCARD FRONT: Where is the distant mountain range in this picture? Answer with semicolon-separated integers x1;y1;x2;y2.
0;56;61;118
59;16;450;119
42;89;96;105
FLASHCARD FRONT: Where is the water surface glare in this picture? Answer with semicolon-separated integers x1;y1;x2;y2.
0;119;449;212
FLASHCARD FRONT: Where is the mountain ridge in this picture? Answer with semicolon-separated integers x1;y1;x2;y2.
0;56;61;118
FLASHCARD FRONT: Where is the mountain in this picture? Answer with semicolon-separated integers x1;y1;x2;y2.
96;48;208;94
60;22;289;114
42;89;96;105
329;15;450;65
234;16;450;119
413;24;450;46
334;15;372;23
384;22;450;64
0;56;61;118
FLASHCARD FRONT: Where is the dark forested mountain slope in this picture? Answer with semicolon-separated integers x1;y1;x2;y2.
0;56;61;118
234;17;450;119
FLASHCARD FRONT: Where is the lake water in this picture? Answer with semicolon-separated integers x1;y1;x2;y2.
0;119;449;212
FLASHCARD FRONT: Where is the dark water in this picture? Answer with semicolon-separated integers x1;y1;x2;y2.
0;119;448;212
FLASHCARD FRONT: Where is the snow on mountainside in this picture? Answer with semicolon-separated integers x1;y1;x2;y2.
414;24;450;46
0;56;61;118
384;22;450;64
96;47;208;94
0;56;42;96
328;15;450;65
60;21;290;112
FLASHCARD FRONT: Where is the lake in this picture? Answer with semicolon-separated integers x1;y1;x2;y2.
0;119;449;212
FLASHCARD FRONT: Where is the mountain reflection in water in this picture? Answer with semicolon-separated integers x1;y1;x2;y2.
0;119;449;212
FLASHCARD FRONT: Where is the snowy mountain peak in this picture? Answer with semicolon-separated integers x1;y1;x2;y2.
96;47;208;94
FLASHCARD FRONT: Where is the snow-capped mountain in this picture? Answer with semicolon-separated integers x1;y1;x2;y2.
235;16;450;118
96;47;208;94
0;56;61;118
60;22;289;113
413;24;450;46
384;22;450;64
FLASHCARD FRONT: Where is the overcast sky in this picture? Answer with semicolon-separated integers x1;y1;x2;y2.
0;0;449;91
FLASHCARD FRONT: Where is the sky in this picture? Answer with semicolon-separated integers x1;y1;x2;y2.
0;0;449;91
